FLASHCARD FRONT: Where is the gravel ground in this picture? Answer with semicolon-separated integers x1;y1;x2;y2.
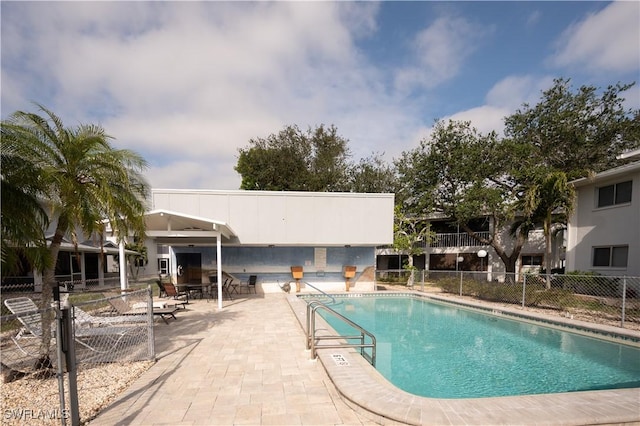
0;361;153;425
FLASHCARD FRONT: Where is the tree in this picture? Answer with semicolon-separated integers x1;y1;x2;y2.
113;241;148;281
393;205;432;287
396;120;529;274
1;128;51;276
518;171;575;287
504;78;640;180
235;124;351;191
1;104;150;371
397;79;639;276
348;152;398;193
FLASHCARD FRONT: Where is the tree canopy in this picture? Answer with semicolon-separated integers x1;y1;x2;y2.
395;79;639;273
235;124;398;193
504;78;640;180
235;124;351;191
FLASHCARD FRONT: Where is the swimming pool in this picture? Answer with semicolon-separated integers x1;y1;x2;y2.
314;294;640;399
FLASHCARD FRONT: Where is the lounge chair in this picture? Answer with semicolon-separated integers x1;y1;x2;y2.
107;296;179;324
4;297;140;357
74;305;147;326
162;282;189;307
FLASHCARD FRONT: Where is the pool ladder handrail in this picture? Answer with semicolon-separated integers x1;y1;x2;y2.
306;300;376;367
298;280;337;305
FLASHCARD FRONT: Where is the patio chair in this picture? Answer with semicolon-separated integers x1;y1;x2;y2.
107;296;179;324
238;275;257;294
74;305;147;326
162;282;189;307
4;297;140;357
154;278;167;298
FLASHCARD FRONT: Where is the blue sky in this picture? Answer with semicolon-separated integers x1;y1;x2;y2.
2;1;639;190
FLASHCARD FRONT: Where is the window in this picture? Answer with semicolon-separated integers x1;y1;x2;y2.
597;181;632;208
521;255;543;266
158;258;170;276
593;246;628;268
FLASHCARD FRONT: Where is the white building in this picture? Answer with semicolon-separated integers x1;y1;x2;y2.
566;152;640;277
142;189;395;295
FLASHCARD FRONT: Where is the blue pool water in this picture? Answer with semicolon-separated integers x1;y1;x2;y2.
318;295;640;399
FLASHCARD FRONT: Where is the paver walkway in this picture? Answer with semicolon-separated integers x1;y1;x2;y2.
90;293;377;425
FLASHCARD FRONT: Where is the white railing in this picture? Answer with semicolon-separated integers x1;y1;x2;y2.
419;232;491;248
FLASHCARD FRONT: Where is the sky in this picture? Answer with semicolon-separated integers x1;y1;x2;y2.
2;1;639;190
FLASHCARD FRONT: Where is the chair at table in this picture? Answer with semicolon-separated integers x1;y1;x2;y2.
222;278;234;300
238;275;257;294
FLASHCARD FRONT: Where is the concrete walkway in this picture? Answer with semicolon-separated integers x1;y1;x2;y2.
90;293;377;426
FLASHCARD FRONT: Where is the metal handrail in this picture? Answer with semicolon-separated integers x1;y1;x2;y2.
306;300;376;366
296;280;337;305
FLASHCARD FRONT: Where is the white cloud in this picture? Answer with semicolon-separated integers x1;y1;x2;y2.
145;159;240;190
485;75;555;110
418;75;557;140
394;15;490;92
550;1;640;74
526;11;542;29
2;2;407;189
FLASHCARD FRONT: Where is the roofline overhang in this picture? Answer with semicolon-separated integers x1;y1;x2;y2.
570;161;640;188
144;209;237;239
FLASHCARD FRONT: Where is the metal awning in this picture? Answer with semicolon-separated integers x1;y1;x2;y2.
144;209;235;309
144;209;237;241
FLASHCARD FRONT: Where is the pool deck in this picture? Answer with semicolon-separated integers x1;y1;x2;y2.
91;290;640;425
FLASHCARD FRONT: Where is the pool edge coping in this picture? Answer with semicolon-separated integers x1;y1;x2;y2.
287;292;640;426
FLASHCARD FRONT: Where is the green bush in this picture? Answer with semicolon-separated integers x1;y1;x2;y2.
524;287;575;310
479;283;521;303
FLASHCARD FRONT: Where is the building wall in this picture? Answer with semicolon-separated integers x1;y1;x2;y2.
566;165;640;276
151;189;394;245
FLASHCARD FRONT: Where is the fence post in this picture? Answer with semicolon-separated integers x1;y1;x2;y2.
621;277;627;328
459;271;463;296
62;304;80;426
521;274;527;308
53;287;66;426
147;286;156;360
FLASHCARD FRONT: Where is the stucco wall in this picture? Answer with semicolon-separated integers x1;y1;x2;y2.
566;165;640;276
151;189;394;245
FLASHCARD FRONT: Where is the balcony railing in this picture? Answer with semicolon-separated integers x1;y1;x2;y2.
422;232;490;248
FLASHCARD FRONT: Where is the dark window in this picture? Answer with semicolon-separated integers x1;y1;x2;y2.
611;246;629;267
593;247;611;267
597;181;632;208
593;246;628;267
521;255;543;266
615;180;632;204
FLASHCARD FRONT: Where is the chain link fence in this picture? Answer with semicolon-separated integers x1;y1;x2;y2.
1;288;154;370
1;275;124;294
375;269;640;329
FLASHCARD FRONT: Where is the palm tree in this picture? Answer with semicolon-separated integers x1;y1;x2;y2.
1;126;52;275
1;104;150;370
520;171;575;288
